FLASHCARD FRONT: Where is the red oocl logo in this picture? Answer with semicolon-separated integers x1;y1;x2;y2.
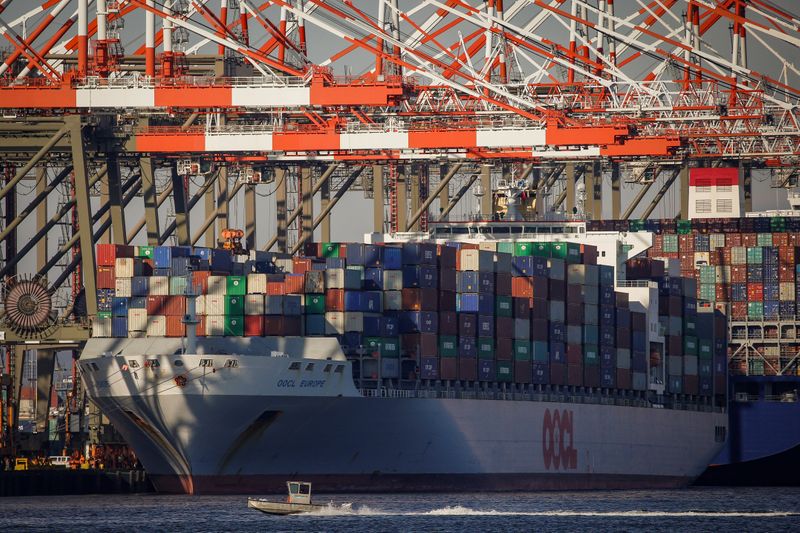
542;408;578;471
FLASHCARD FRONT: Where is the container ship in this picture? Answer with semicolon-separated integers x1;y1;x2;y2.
78;213;727;494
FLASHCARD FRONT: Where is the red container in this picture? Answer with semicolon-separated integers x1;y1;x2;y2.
731;266;747;283
584;365;600;387
263;315;302;336
402;288;438;311
616;368;632;389
548;278;566;301
495;317;513;339
566;284;582;302
325;289;345;311
550;362;567;385
581;244;598;265
747;283;763;301
496;337;513;360
531;319;548;341
565;304;583;325
192;271;211;294
567;364;583;386
146;295;167;315
401;333;438;358
196;316;206;337
284;275;305;294
531;298;548;319
439;290;457;312
244;315;264;336
566;344;582;365
96;244;134;267
683;375;699;395
774;234;789;247
616;327;631;349
742;233;758;247
495;272;512;296
440;358;458;380
514;361;532;384
165;296;186;316
731;301;748;319
292;257;313;274
458;357;478;381
97;266;115;289
266;276;286;296
511;277;534;298
715;284;729;302
165;316;186;337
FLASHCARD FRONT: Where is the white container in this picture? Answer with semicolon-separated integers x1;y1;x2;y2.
616;349;631;369
693;252;710;266
264;295;283;314
274;258;293;273
383;291;402;310
780;282;795;301
195;295;206;315
115;257;136;278
479;242;497;252
247;273;267;294
92;317;112;337
205;294;225;315
344;312;363;332
513;318;530;340
458;249;480;271
205;315;225;336
146;315;166;336
325;312;345;335
709;234;725;249
207;275;227;296
128;309;147;332
245;294;264;315
325;268;345;289
148;276;169;296
115;278;132;298
128;331;146;338
383;271;403;291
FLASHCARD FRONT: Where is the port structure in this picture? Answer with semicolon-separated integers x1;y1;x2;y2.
0;0;799;457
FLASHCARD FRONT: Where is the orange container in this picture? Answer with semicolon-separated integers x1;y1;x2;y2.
325;289;345;311
165;316;186;337
192;271;211;294
97;266;115;289
511;277;534;298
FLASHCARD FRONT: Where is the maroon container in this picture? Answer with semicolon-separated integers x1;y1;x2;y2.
97;266;115;289
495;317;513;339
658;295;682;316
631;312;647;331
567;364;583;386
146;295;167;315
440;357;458;380
401;333;438;357
549;278;566;301
165;316;186;337
165;295;186;317
282;316;302;336
616;327;631;349
96;244;134;267
439;290;457;312
514;361;532;384
303;242;320;257
437;245;457;270
439;311;458;336
439;269;457;292
325;289;345;311
513;297;531;319
583;365;600;387
616;291;629;308
531;298;549;319
566;344;582;365
616;368;632;389
666;335;682;355
459;357;478;381
565;303;583;325
683;375;699;395
530;319;549;341
402;288;438;311
581;244;598;265
566;284;583;303
495;272;512;296
550;362;567;385
496;337;513;360
458;313;477;337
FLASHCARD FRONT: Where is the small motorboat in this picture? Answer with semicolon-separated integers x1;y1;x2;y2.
247;481;327;515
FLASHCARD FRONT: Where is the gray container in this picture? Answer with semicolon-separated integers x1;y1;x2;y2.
547;258;565;280
380;358;400;379
566;325;582;344
616;348;631;369
581;285;599;305
549;300;565;322
493;253;512;273
668;356;683;375
683;356;699;376
632;371;647;391
514;318;530;340
265;295;284;315
583;304;599;325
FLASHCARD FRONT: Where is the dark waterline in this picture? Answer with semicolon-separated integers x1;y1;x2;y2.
2;487;798;533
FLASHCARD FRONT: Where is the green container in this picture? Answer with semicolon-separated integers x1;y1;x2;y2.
304;294;325;314
496;296;513;317
584;344;599;366
497;242;515;255
748;359;765;376
439;336;458;358
381;337;400;358
321;242;340;258
747;301;763;319
699;266;716;284
699;284;716;302
684;317;697;335
629;219;645;232
532;242;551;258
225;295;244;316
746;247;763;264
136;245;154;258
565;243;582;264
771;217;786;232
513;340;531;361
97;311;112;320
514;242;533;256
699;339;713;359
169;276;188;295
478;338;495;360
532;341;548;362
583;325;599;345
550;242;568;260
227;275;246;295
363;336;382;355
683;335;698;356
224;315;244;336
677;219;692;234
496;360;513;382
756;233;773;247
663;234;679;253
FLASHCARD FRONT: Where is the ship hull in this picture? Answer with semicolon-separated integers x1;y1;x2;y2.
81;350;726;495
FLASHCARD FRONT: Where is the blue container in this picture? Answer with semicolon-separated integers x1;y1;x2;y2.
129;297;147;309
512;256;534;277
762;247;779;264
478;272;494;293
112;317;128;338
400;311;438;334
763;265;779;283
383;246;402;269
364;268;384;290
311;261;327;271
209;249;233;272
600;326;615;347
305;314;326;336
456;272;479;293
477;315;494;337
326;257;347;269
459;336;478;358
343;291;363;311
380;315;400;337
153;245;191;268
764;300;780;319
403;265;437;289
348;244;382;267
477;293;494;315
632;331;647;352
550;341;566;363
601;368;615;388
780;301;796;318
764;283;780;301
193;247;211;260
283;295;303;315
532;362;549;384
111;297;129;317
632;351;648;372
362;315;382;336
339;332;363;354
361;291;382;312
550;322;565;342
154;268;172;277
583;325;599;345
731;283;747;302
252;261;274;274
600;286;615;305
401;242;437;265
599;265;614;286
600;345;615;368
479;360;495;381
457;293;480;313
531;256;549;277
171;256;199;277
600;305;615;327
747;265;763;282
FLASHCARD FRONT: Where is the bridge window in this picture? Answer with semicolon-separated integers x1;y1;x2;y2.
289;362;301;370
199;359;213;368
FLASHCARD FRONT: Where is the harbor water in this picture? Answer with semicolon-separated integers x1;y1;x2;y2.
1;487;798;532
